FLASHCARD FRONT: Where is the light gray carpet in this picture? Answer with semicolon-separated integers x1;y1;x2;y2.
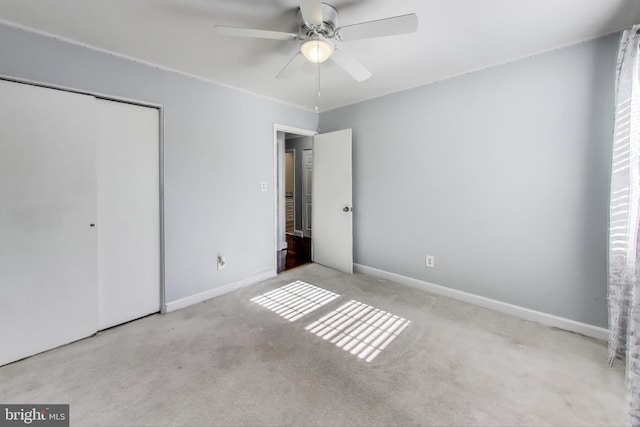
0;264;625;426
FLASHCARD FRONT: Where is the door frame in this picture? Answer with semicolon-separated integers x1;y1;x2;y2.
0;74;167;314
273;124;317;271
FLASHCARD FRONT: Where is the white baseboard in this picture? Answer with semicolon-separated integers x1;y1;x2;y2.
164;270;276;313
354;264;609;341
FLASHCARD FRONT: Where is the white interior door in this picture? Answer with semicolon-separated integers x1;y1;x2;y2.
0;80;99;366
96;99;160;330
302;149;313;238
312;129;353;274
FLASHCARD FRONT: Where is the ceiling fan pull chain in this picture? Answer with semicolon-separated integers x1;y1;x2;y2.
315;43;321;112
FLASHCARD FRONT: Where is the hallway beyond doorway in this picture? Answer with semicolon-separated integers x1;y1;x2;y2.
278;234;311;273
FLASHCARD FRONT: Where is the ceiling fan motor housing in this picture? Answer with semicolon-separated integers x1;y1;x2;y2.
296;3;338;39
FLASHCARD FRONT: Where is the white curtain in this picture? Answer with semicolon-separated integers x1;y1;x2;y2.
609;25;640;426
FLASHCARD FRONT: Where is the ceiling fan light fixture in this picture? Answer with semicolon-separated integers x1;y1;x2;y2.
300;37;334;63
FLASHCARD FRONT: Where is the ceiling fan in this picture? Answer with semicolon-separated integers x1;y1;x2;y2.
213;0;418;82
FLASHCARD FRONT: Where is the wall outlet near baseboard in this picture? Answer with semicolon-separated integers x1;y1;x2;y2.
425;255;435;268
217;255;226;270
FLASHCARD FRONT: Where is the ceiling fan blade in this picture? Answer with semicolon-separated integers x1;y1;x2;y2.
337;13;418;41
277;52;308;79
298;0;323;27
214;25;297;41
330;50;372;82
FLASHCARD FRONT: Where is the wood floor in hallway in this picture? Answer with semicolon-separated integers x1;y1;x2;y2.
279;234;312;273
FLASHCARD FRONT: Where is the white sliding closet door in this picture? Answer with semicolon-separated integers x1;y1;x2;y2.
95;99;160;330
0;80;99;366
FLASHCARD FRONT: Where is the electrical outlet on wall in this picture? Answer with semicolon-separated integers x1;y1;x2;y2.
217;255;226;270
425;255;435;268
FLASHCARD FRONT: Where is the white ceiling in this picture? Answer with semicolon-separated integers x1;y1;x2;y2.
0;0;639;112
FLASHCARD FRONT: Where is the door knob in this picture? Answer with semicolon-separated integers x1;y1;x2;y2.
343;206;351;212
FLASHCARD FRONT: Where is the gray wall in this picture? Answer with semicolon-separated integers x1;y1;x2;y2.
285;136;313;233
320;34;618;327
0;22;318;303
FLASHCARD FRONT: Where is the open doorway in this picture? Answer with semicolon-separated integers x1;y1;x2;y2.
275;125;316;273
274;126;354;275
279;134;312;272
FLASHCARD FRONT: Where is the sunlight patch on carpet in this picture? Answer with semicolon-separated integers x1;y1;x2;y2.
251;281;340;321
305;300;411;362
